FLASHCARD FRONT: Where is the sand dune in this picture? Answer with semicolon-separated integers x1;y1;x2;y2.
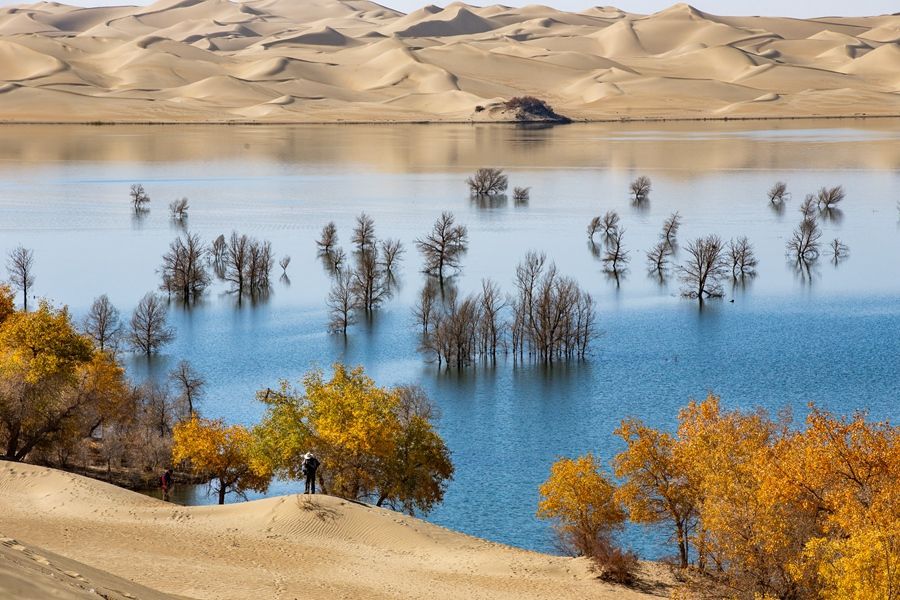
0;462;671;599
0;0;898;122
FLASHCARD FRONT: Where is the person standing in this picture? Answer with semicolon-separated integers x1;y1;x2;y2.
301;452;320;494
161;468;174;502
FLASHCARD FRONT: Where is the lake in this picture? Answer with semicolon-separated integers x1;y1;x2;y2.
1;122;899;558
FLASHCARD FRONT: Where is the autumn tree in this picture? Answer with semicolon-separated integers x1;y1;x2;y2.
678;235;728;302
614;419;698;568
83;294;123;353
254;364;453;515
0;301;95;460
128;292;175;355
172;416;272;505
466;168;508;196
415;212;469;284
6;245;35;311
537;453;634;582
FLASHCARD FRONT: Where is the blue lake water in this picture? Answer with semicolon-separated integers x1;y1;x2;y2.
1;122;898;558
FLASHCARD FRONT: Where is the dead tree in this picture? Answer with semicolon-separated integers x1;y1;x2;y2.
169;360;204;418
647;240;672;276
466;168;508;196
677;235;728;302
247;239;274;292
212;234;227;263
661;212;682;248
513;187;530;203
379;239;404;274
279;255;291;274
83;294;123;352
728;236;758;279
830;238;849;263
588;211;620;243
787;216;822;263
130;184;150;212
817;185;845;210
603;229;629;275
169;197;189;220
327;270;356;336
327;247;347;273
478;278;506;359
767;182;790;204
415;212;469;284
225;232;250;294
630;176;652;204
352;213;376;254
799;194;817;218
128;292;175;355
317;222;338;254
587;216;602;241
351;248;389;313
160;232;210;302
414;281;439;335
6;245;34;311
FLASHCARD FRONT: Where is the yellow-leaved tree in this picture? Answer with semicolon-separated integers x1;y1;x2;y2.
537;453;628;572
172;416;272;505
0;300;95;460
254;364;453;515
613;418;698;568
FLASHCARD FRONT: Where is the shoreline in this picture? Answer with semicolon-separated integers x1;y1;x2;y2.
3;113;900;126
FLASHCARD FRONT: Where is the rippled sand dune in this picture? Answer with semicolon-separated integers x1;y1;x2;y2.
0;463;671;599
0;0;898;122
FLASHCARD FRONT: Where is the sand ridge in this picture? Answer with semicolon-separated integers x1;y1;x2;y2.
0;462;672;599
0;0;898;122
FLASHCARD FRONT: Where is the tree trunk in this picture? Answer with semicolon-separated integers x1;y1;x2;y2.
676;522;688;568
218;483;226;505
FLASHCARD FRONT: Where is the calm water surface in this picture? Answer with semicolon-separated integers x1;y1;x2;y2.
1;122;899;557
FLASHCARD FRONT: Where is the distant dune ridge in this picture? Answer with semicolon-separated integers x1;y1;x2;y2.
0;462;671;599
0;0;898;122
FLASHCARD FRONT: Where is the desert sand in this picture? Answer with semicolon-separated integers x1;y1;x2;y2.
0;0;898;122
0;462;672;599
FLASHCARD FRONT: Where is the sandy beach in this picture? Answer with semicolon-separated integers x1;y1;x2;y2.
0;462;672;599
0;1;898;123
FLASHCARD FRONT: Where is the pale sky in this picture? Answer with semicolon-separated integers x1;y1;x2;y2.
1;0;896;17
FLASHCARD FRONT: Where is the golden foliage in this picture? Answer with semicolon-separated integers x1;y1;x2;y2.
537;453;625;557
255;364;452;514
172;416;272;504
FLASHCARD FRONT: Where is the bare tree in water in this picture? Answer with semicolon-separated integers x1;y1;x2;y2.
83;294;123;353
603;229;629;277
6;245;34;311
830;238;849;264
169;197;189;221
169;360;205;419
513;187;530;203
630;176;652;205
379;239;404;275
351;213;376;254
767;181;790;204
728;236;758;279
647;241;672;278
817;185;845;210
160;232;210;302
130;184;150;212
327;270;356;336
351;247;389;313
787;216;822;264
677;235;728;302
661;212;681;248
467;168;508;196
415;212;469;285
129;293;175;355
317;222;338;254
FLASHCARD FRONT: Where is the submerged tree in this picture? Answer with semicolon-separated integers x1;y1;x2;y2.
661;212;682;248
379;238;404;275
629;176;652;205
317;221;338;254
799;194;817;218
787;216;822;264
130;184;150;212
6;245;35;311
647;240;672;277
602;229;629;276
327;270;356;336
351;213;376;254
513;187;530;203
767;181;790;204
589;211;620;243
160;232;210;302
677;235;728;302
728;236;758;279
279;255;291;275
224;232;273;296
351;248;389;313
83;294;123;353
415;212;469;284
817;185;845;210
169;197;189;220
128;292;175;355
466;168;508;196
830;238;849;264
